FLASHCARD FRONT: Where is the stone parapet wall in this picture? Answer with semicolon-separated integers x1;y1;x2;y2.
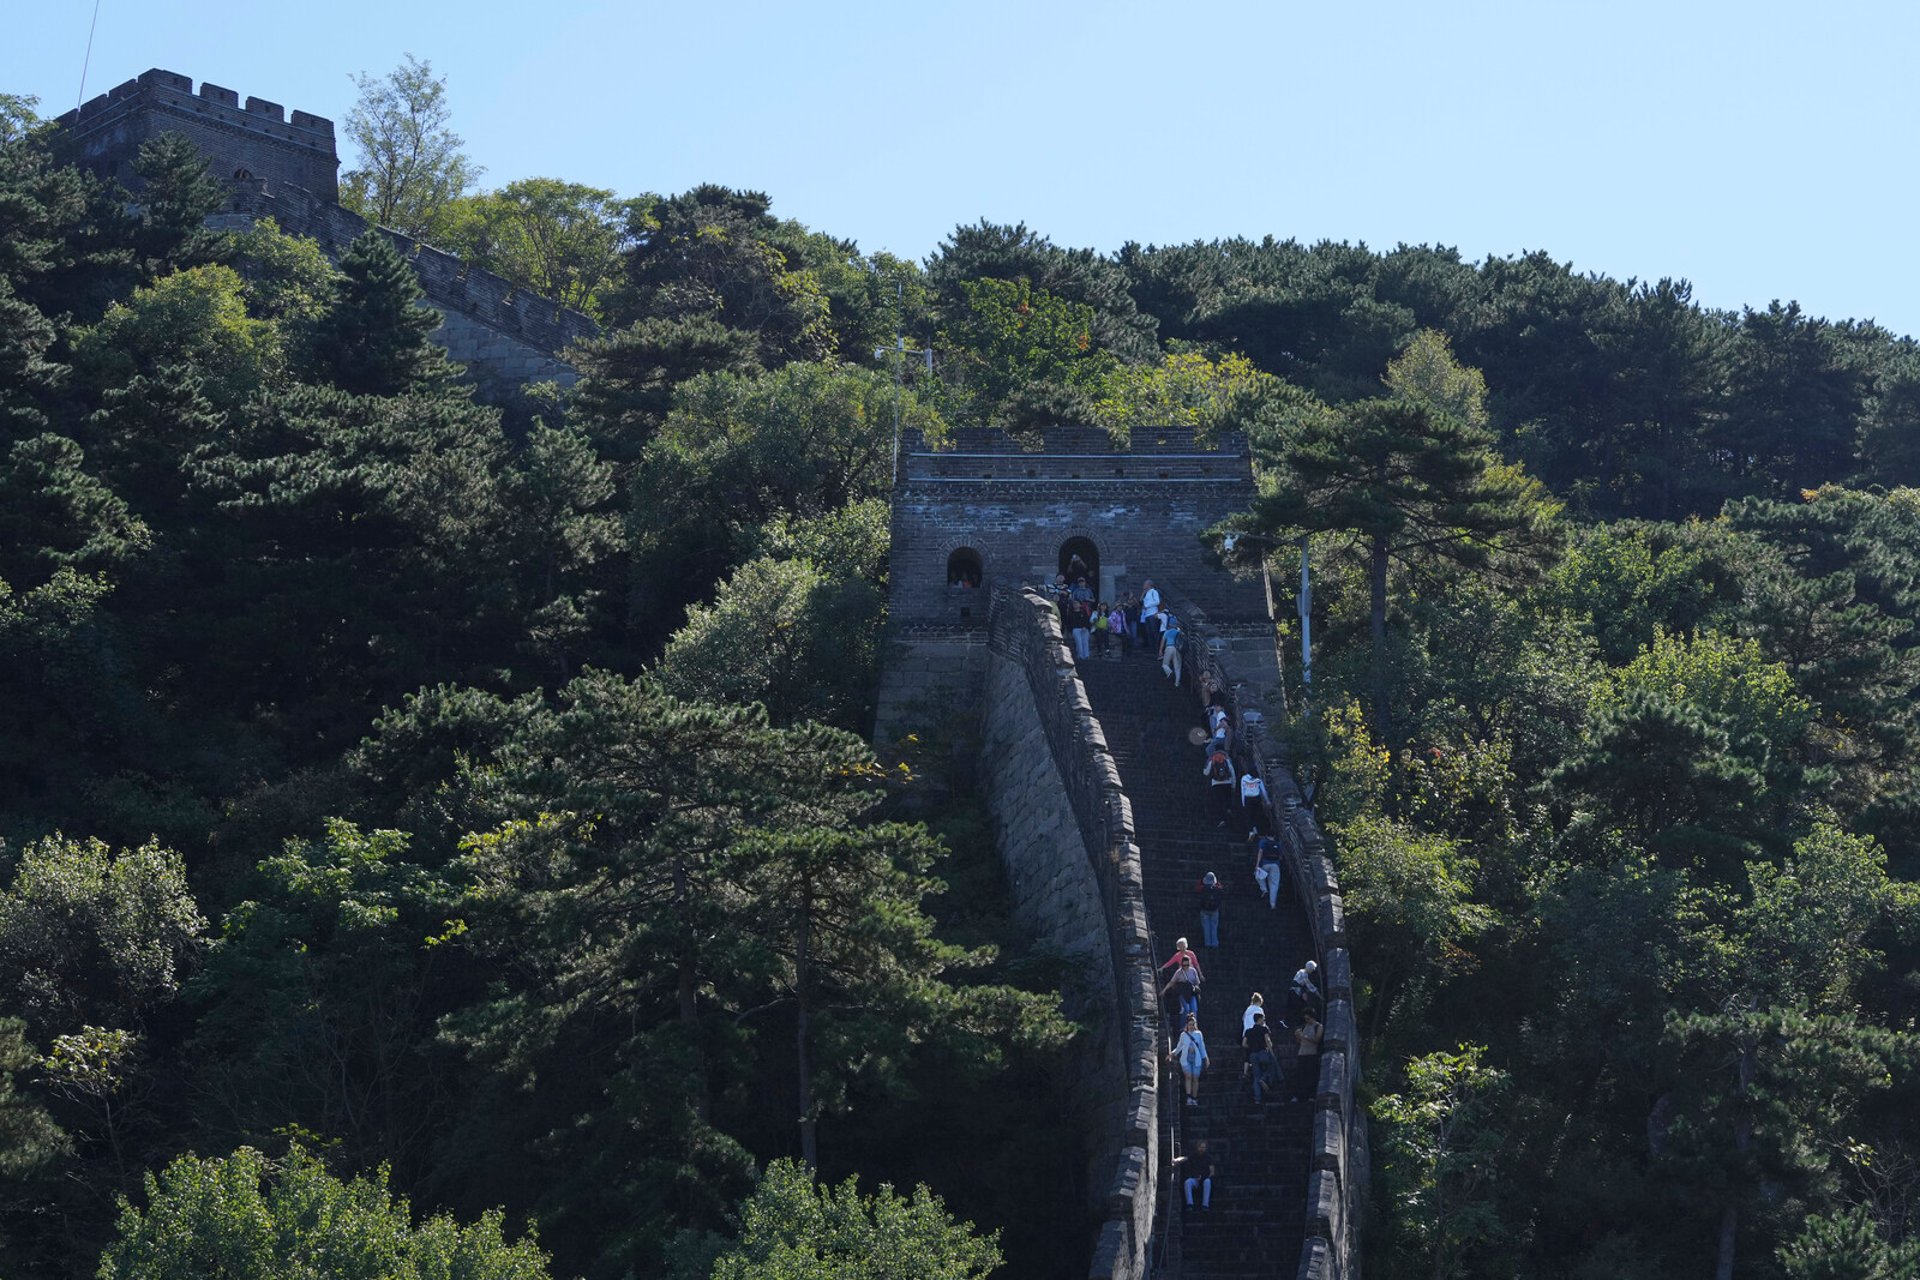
871;626;990;752
1162;586;1364;1280
211;181;598;365
903;426;1250;483
982;587;1162;1280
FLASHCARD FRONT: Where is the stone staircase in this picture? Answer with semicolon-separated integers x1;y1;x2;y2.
1078;652;1316;1279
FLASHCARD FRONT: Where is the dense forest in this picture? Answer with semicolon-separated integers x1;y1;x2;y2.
3;55;1920;1280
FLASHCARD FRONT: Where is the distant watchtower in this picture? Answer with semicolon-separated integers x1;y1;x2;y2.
52;67;599;420
56;68;339;200
874;425;1276;742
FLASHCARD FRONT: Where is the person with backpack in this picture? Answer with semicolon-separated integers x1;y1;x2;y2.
1203;745;1235;826
1196;871;1224;948
1170;1013;1209;1108
1160;613;1184;686
1108;600;1130;655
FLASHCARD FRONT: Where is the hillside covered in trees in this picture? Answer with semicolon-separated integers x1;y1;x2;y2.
4;59;1920;1280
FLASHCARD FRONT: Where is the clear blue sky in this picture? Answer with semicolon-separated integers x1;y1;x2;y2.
9;0;1918;339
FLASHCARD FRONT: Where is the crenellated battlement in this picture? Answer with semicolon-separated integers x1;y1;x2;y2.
54;67;597;418
58;68;339;201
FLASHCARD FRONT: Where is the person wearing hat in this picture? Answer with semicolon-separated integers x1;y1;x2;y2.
1196;871;1225;948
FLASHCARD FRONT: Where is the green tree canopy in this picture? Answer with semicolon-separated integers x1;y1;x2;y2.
1239;339;1559;731
0;834;204;1038
443;178;634;316
339;55;482;242
98;1145;551;1280
699;1158;1002;1280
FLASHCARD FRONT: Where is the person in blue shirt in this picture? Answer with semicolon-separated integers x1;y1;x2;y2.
1160;614;1183;685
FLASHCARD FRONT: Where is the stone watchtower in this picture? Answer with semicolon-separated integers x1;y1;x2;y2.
874;424;1280;742
56;68;340;199
53;69;598;418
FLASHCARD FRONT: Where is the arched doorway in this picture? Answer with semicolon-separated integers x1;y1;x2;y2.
1059;537;1099;591
946;547;983;589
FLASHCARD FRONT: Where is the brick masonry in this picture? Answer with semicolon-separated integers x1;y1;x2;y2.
1162;588;1365;1280
878;423;1364;1277
57;68;339;200
981;587;1162;1280
876;425;1272;748
886;426;1270;632
56;70;599;419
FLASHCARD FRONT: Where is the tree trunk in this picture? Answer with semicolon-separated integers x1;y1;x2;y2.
1715;1039;1757;1280
1714;1205;1737;1280
796;899;817;1170
673;857;707;1120
1369;531;1390;738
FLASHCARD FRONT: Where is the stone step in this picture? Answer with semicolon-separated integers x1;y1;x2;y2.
1077;655;1312;1278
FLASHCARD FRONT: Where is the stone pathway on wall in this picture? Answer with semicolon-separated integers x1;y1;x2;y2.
1079;652;1316;1279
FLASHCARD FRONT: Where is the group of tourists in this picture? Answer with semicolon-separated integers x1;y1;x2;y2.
1048;571;1185;684
1131;615;1323;1216
1162;944;1323;1110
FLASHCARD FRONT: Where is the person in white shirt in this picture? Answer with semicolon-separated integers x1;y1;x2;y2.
1242;992;1266;1033
1139;580;1162;656
1287;960;1321;1022
1240;765;1269;835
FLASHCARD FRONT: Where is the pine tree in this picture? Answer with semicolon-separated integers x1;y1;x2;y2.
127;132;226;277
1248;390;1557;733
304;232;452;396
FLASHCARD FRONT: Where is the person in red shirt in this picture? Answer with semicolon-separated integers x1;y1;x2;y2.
1159;936;1204;982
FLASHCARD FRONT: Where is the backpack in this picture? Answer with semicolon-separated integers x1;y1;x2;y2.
1208;752;1232;782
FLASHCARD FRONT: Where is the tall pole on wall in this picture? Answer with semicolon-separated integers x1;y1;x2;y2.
1298;536;1313;693
877;325;934;489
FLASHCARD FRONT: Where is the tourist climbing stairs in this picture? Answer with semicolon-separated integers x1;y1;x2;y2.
1078;653;1316;1279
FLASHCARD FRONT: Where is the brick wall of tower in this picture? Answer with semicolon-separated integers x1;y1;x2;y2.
57;69;339;201
888;427;1271;631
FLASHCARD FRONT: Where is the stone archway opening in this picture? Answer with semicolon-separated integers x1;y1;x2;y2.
1059;537;1099;591
946;546;983;588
